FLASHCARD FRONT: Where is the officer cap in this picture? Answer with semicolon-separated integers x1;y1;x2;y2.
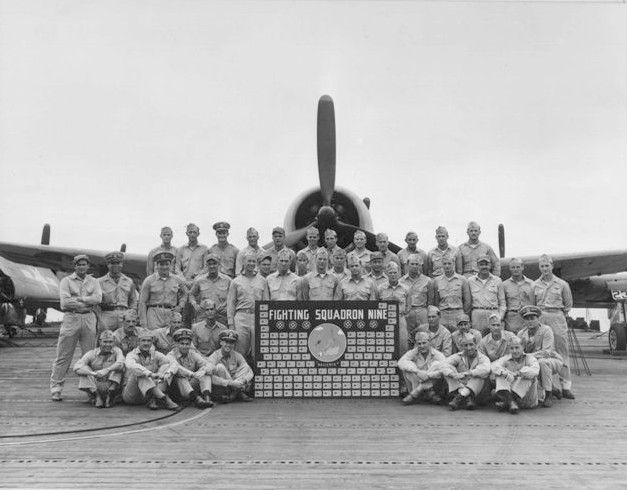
272;227;285;236
520;305;541;319
477;255;491;264
457;313;471;324
99;330;115;341
370;251;384;261
205;253;220;264
73;254;90;265
154;251;174;263
105;251;124;264
219;330;239;343
213;221;230;232
173;328;193;342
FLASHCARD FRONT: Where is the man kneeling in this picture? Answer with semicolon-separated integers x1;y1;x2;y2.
122;330;179;410
166;328;214;408
73;330;124;408
442;333;491;410
491;337;540;414
206;330;254;403
398;331;446;405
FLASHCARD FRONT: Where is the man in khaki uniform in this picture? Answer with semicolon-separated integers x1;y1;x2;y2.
235;227;264;276
146;226;177;275
192;299;227;356
456;221;501;277
366;251;388;289
267;248;302;300
375;233;401;270
74;330;124;408
189;253;231;326
400;254;434;347
138;251;186;330
451;314;482;354
377;262;410;354
152;311;184;354
468;255;506;335
502;258;534;333
324;229;343;267
338;256;377;300
478;313;516;362
98;251;138;332
209;221;239;279
301;227;320;273
113;310;148;356
266;227;296;273
433;255;471;332
206;330;254;403
346;230;371;274
426;226;457;278
296;250;310;277
175;223;209;283
398;232;428;276
331;248;350;283
398;331;446;405
51;254;102;401
416;306;452;356
301;248;341;301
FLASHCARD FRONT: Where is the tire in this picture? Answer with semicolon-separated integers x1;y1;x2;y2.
608;324;627;353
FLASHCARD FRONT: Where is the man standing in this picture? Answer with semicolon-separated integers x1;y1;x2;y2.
451;314;482;354
122;331;179;410
189;253;231;326
375;233;401;270
338;256;377;300
73;330;124;408
492;337;540;414
366;252;388;289
209;221;239;279
206;330;254;403
175;223;209;283
266;227;296;273
301;227;320;272
295;250;310;277
433;255;472;332
330;248;350;283
398;331;446;405
50;254;102;401
442;334;491;410
166;328;214;408
98;251;138;332
139;252;186;330
267;249;302;300
301;249;341;301
502;258;534;333
416;306;452;356
532;254;575;399
468;255;506;335
235;227;264;276
192;299;227;356
377;263;410;354
146;226;177;275
400;254;434;346
456;221;501;277
227;252;270;359
258;253;273;278
324;229;343;266
346;230;371;274
398;231;427;276
426;226;457;278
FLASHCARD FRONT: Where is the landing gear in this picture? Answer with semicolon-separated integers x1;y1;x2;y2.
609;324;627;354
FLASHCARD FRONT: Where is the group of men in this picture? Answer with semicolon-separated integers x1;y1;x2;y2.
49;220;575;411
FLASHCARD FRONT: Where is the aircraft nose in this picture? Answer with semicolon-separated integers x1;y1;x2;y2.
317;205;335;228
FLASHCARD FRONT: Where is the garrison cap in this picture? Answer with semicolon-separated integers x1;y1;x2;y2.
173;328;193;341
213;221;230;232
73;254;90;265
332;247;346;257
154;251;174;263
219;330;239;343
347;255;361;266
520;305;542;319
138;330;154;340
205;253;220;264
260;252;273;262
460;333;477;345
99;330;115;341
375;232;388;241
272;227;286;236
457;314;471;324
477;254;491;264
199;299;216;310
370;251;384;261
277;248;292;260
427;305;440;315
324;229;337;238
105;251;124;264
315;248;329;259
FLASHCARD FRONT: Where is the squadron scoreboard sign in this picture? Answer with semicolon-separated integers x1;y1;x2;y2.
254;301;400;399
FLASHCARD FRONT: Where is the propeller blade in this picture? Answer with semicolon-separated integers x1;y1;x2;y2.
120;243;127;253
335;220;402;254
262;226;312;251
317;95;336;206
41;224;51;245
498;224;505;258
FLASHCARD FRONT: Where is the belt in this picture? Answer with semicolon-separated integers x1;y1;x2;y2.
148;304;174;309
541;307;563;312
441;307;462;311
63;310;93;314
236;308;255;314
507;309;520;313
100;305;128;312
474;307;498;310
409;305;427;309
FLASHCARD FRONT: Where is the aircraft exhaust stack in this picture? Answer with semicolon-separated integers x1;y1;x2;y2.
498;224;505;258
41;224;50;246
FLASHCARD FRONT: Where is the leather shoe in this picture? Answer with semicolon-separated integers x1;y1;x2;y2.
94;393;104;408
542;391;553;408
402;394;416;405
162;396;181;411
562;389;575;400
465;397;476;410
51;392;63;402
509;400;520;414
448;394;465;411
238;392;253;402
147;398;159;410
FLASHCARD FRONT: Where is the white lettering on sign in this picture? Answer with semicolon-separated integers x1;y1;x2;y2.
612;290;627;301
367;309;388;320
315;309;365;321
268;309;310;321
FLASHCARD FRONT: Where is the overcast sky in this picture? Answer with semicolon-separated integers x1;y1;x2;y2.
1;0;626;261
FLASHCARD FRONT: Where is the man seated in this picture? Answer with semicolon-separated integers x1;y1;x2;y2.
206;330;254;403
192;299;227;356
73;330;124;408
517;305;569;407
416;306;452;356
398;331;446;405
152;311;184;354
441;333;491;410
122;330;179;410
451;314;482;353
166;328;214;409
491;337;540;414
113;310;149;356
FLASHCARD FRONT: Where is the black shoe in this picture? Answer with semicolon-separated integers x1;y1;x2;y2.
542;391;553;408
509;400;520;414
51;392;63;402
147;398;159;410
402;394;416;405
552;389;563;400
448;394;465;411
562;389;575;400
94;393;104;408
195;395;210;409
465;397;476;411
161;396;181;411
238;392;253;403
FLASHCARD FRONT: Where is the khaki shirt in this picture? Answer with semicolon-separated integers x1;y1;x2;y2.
399;274;434;309
468;274;506;317
502;276;534;312
456;241;501;277
339;276;377;301
398;247;428;276
346;248;372;274
99;273;138;310
301;271;341;301
331;269;350;283
166;346;208;376
59;273;102;313
152;327;177;354
380;249;401;270
478;331;516;361
451;329;483;354
146;245;178;275
175;243;209;280
189;273;231;319
139;274;186;309
74;346;124;375
427;245;458;278
235;246;265;275
416;324;453;356
125;347;173;378
267;271;302;300
206;349;254;385
265;246;296;273
433;273;471;311
517;324;555;356
227;273;269;325
113;327;149;356
365;272;388;290
302;246;320;272
209;243;240;278
377;281;409;315
532;276;573;313
192;320;227;356
491;353;539;379
443;351;491;378
397;347;446;373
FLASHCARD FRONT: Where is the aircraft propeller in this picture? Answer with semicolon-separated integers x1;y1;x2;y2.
41;224;51;245
498;224;505;258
